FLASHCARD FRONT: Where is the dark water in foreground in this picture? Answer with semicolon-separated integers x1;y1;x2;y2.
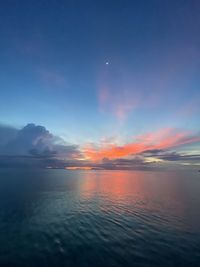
0;169;200;267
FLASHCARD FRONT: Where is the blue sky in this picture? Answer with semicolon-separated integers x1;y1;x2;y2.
0;0;200;169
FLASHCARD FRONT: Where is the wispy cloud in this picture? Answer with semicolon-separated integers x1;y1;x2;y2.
83;128;200;161
98;86;138;122
141;149;200;162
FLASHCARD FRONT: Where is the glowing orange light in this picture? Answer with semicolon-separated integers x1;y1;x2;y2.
65;166;93;170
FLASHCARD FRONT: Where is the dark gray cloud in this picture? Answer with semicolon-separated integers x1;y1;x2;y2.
57;156;153;171
0;123;82;168
140;149;165;155
2;123;53;155
94;156;153;170
140;148;200;163
0;124;18;146
157;152;200;162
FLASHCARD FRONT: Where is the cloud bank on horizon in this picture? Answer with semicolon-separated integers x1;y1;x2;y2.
0;1;200;157
0;123;199;170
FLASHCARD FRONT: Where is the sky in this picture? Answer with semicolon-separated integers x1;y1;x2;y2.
0;0;200;170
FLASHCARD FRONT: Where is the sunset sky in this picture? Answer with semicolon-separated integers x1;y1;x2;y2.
0;0;200;169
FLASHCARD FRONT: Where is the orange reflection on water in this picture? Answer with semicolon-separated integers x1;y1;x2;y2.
79;170;192;228
80;170;148;201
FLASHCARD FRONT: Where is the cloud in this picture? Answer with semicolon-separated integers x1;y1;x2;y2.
83;128;200;161
159;153;200;162
0;123;82;162
0;124;199;170
142;149;200;162
140;149;164;155
64;156;153;171
98;86;138;122
0;124;18;146
98;156;152;170
139;148;200;167
0;123;153;170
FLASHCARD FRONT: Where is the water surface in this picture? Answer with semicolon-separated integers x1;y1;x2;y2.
0;169;200;267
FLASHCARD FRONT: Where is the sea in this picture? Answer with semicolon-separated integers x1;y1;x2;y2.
0;169;200;267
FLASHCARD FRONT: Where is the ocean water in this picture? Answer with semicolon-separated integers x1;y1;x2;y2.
0;169;200;267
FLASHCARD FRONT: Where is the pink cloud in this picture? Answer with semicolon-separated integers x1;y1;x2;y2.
83;128;200;161
98;86;139;122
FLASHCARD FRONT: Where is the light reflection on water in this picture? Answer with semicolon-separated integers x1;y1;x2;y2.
0;169;200;267
81;170;200;229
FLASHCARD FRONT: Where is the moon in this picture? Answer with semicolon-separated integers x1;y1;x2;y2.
106;62;109;65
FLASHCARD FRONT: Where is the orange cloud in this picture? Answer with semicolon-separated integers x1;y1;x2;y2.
83;128;200;161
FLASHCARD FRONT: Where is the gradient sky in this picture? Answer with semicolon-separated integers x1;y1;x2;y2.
0;0;200;169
